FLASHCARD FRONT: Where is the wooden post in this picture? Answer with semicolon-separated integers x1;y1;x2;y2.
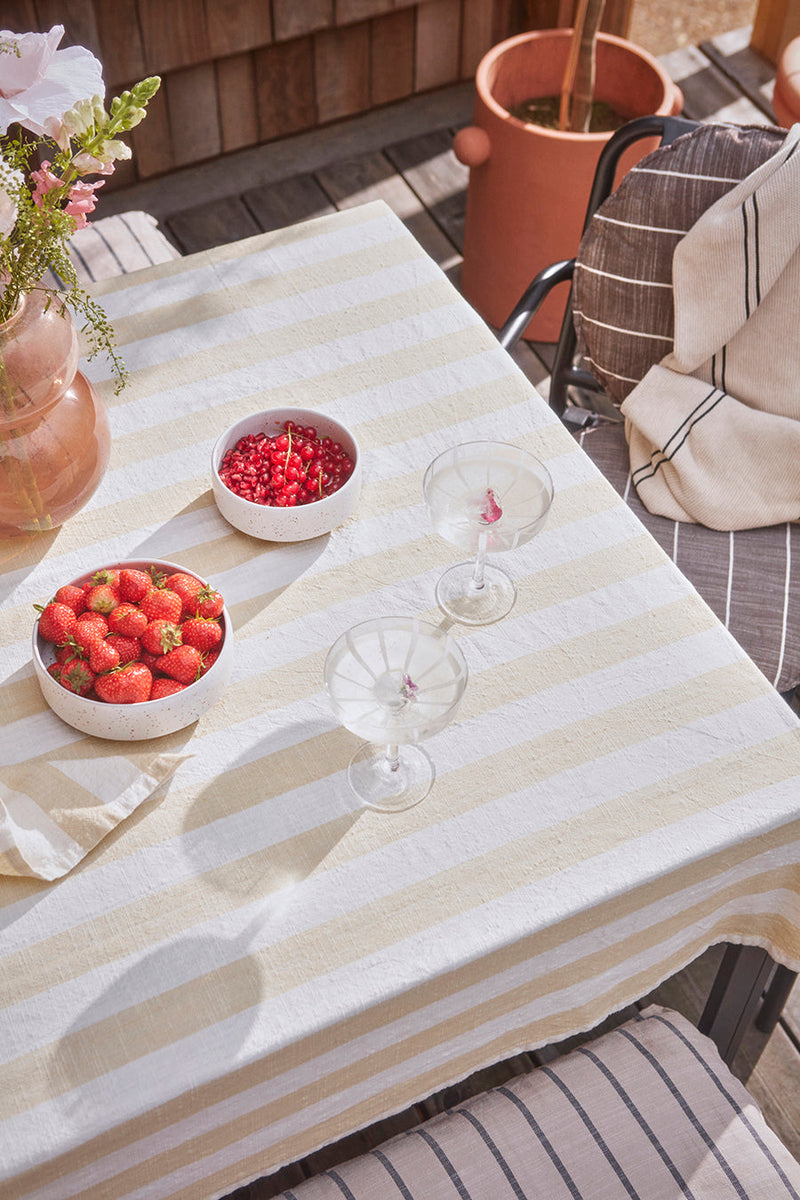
751;0;800;65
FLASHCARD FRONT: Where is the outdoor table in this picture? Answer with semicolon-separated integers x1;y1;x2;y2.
2;200;800;1200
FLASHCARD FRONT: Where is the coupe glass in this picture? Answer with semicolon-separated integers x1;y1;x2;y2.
423;440;553;625
324;616;468;811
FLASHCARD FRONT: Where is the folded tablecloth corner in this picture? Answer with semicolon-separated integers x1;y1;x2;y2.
0;749;187;881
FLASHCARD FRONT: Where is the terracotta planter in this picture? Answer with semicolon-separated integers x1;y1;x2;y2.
0;290;110;535
454;30;683;340
773;36;800;128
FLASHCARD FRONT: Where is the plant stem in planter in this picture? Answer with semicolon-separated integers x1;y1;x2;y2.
559;0;607;131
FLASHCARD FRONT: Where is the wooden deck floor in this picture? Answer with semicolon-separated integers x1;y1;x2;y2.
104;29;800;1196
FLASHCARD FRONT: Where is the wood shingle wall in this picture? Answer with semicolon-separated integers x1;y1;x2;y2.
0;0;634;186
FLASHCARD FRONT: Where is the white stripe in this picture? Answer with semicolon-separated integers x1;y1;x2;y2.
578;262;672;288
584;355;644;385
574;310;674;342
672;520;679;565
594;214;688;235
773;523;791;689
631;166;743;184
725;530;735;629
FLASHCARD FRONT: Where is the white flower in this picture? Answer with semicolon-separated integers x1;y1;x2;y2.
0;156;23;236
0;25;104;137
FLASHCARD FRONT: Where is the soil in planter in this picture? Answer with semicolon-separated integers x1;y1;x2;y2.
508;95;628;132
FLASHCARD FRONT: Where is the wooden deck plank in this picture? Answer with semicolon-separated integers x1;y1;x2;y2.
164;196;263;255
314;150;462;268
660;43;772;122
700;27;778;120
243;174;337;233
383;128;470;252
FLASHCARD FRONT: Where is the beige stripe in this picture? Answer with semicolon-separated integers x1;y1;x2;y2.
0;527;677;908
100;275;462;408
89;203;398;302
9;861;800;1200
2;664;789;1100
105;227;432;349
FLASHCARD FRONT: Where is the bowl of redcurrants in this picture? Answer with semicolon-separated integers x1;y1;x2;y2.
32;559;234;740
211;408;362;540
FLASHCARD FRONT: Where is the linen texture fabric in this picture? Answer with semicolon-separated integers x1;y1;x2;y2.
277;1005;800;1200
571;123;799;692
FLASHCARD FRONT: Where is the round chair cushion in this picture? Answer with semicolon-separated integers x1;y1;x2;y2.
572;123;786;407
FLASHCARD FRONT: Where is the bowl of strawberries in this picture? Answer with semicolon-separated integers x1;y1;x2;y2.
32;559;234;740
211;408;362;541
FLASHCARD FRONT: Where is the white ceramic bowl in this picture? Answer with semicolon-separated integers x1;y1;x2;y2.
211;407;362;541
32;559;234;741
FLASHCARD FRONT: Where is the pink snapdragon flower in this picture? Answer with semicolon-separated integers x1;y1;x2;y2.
30;160;105;228
63;178;104;229
30;159;62;206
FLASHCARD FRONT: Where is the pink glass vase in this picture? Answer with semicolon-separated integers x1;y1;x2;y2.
0;289;110;535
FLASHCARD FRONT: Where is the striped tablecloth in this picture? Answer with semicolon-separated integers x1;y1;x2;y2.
2;200;800;1200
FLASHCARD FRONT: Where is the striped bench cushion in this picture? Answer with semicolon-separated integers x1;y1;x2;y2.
42;211;180;286
575;422;800;693
277;1005;800;1199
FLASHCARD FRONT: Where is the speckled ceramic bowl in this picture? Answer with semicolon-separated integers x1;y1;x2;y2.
211;408;362;541
32;559;234;741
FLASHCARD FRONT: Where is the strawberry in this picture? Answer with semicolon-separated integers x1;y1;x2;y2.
106;633;142;665
139;650;161;672
71;616;108;656
56;643;82;665
198;649;219;677
181;616;222;652
94;663;153;704
193;585;224;620
150;677;187;700
36;601;78;644
47;663;62;683
139;587;182;624
89;639;121;674
141;619;182;656
118;568;152;603
53;584;86;616
59;659;96;696
88;567;121;589
156;644;202;684
108;602;148;638
85;583;120;615
165;572;203;616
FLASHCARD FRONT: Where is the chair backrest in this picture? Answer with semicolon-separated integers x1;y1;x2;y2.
499;115;788;417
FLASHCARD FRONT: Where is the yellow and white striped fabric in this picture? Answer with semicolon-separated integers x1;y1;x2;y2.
2;201;800;1200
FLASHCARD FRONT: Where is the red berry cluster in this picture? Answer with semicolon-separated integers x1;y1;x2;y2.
218;420;355;507
36;565;225;705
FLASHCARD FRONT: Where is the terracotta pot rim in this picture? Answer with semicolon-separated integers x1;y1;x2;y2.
475;28;677;140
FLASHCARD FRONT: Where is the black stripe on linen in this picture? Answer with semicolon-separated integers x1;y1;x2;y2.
326;1169;358;1199
372;1148;415;1200
93;222;128;273
68;240;96;282
752;192;761;308
415;1128;472;1199
640;1012;800;1200
742;201;751;319
631;387;723;485
720;344;727;393
457;1109;527;1200
620;1023;760;1200
539;1066;641;1200
497;1086;582;1200
576;1045;697;1200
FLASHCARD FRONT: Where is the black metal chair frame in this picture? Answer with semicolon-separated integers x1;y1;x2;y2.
495;112;797;1062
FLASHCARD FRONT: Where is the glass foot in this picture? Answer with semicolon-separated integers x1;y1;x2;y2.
348;742;434;811
435;561;516;625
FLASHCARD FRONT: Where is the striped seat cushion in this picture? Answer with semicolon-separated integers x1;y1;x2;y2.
42;211;180;286
575;422;800;693
572;123;786;406
277;1005;800;1199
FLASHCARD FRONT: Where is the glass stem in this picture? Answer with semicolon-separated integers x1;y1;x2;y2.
471;532;488;593
385;744;400;773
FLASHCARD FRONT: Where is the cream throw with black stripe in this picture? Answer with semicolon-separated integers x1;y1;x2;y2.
622;123;800;530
